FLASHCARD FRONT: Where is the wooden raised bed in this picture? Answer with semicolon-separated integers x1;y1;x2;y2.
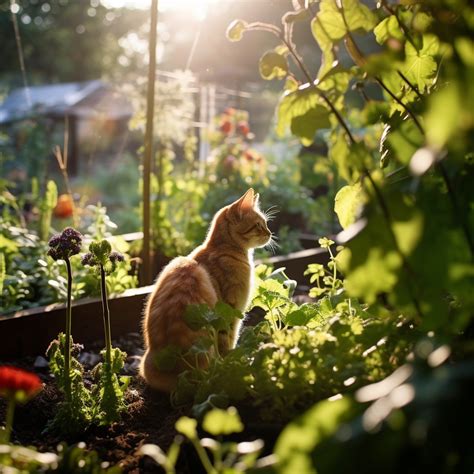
0;286;153;359
0;246;328;359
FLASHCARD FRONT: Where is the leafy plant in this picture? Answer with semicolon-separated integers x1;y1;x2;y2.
170;252;415;422
47;228;83;413
82;239;129;425
46;334;92;435
140;407;273;474
227;0;473;333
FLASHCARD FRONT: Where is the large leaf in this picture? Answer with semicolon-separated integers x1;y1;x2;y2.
334;183;364;229
274;396;355;474
277;87;328;139
402;34;439;93
374;15;404;44
291;106;331;145
312;0;376;77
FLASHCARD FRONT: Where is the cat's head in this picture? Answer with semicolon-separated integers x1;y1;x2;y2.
212;188;272;250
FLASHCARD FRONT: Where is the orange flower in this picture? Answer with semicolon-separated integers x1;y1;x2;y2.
54;194;74;219
0;366;42;399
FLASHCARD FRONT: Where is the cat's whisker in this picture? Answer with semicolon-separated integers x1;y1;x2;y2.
265;234;280;255
263;205;280;222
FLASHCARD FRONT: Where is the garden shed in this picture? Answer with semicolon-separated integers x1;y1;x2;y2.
0;80;133;174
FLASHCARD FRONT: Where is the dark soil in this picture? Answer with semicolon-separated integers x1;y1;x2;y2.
0;333;192;473
0;324;288;473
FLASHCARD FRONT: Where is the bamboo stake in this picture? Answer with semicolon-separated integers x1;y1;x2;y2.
142;0;159;285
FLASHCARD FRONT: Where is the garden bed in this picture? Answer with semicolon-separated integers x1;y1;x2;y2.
0;247;329;359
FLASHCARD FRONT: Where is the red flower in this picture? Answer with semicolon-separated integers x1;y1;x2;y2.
237;121;250;136
0;366;42;399
220;119;233;135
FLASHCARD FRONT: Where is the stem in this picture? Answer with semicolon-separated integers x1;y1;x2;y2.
3;397;15;444
375;78;425;134
100;264;112;366
436;162;474;258
64;258;72;404
280;36;356;145
190;437;216;474
397;70;423;100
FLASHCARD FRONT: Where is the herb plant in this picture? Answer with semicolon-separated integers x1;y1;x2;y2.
82;239;129;425
141;407;273;474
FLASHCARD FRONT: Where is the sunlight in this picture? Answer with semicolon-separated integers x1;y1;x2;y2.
101;0;215;21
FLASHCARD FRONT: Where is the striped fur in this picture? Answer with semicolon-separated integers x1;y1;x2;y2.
140;189;272;392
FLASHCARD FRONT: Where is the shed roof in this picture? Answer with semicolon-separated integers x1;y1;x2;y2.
0;80;133;124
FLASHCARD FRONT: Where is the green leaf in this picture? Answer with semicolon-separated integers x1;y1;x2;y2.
184;304;214;330
334;183;364;229
374;15;404;44
202;407;244;436
226;19;247;42
274;396;355;474
175;416;197;439
402;34;439;93
259;51;289;80
154;345;182;371
424;83;462;150
291;105;331;145
277;87;328;140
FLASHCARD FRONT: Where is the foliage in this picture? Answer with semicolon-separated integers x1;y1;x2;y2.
91;348;129;427
0;193;137;316
0;0;146;83
227;0;474;341
82;239;129;425
140;407;273;474
170;250;416;422
274;348;474;474
46;334;92;435
222;0;474;471
0;442;121;473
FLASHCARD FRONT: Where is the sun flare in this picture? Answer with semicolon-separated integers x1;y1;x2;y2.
101;0;215;20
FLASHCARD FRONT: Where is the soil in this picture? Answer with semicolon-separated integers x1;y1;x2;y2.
0;324;287;473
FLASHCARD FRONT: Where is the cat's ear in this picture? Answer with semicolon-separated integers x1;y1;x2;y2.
253;192;260;207
231;188;255;219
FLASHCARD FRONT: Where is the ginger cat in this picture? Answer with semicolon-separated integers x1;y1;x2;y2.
140;188;272;392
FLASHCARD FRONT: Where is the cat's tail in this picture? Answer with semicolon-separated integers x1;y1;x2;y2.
139;349;177;393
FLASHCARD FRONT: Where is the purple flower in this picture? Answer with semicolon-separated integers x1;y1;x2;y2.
109;251;124;264
81;252;97;267
47;227;83;261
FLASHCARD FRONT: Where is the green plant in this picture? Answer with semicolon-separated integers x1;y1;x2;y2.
45;335;93;435
169;252;415;422
227;0;474;336
82;240;129;425
0;442;121;473
140;407;273;474
47;228;83;409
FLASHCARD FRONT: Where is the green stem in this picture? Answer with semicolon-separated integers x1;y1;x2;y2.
100;264;112;366
191;437;216;474
375;77;425;134
3;397;15;444
64;258;72;404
